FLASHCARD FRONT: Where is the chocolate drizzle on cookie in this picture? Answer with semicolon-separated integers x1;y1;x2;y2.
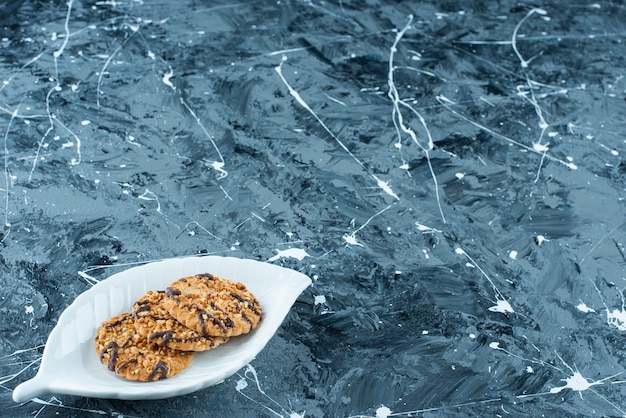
156;273;263;338
149;330;218;346
116;357;138;375
150;330;175;344
148;361;170;381
104;313;133;328
194;305;233;335
165;287;182;297
132;299;153;319
197;273;214;280
95;273;261;381
101;341;120;371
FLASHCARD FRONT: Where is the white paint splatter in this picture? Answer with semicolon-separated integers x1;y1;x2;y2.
138;189;161;212
386;15;445;220
437;96;577;170
374;175;399;200
576;302;596;313
415;222;441;233
30;396;110;415
314;295;326;305
512;8;548;68
3;105;20;227
376;405;392;418
234;363;303;417
343;233;363;247
185;221;221;241
343;205;393;247
268;248;310;262
53;0;73;59
210;161;228;178
180;98;227;179
52;116;82;166
275;59;398;201
235;377;248;391
489;299;514;314
78;271;99;286
456;247;514;314
606;307;626;331
96;37;130;108
162;67;176;90
549;370;602;394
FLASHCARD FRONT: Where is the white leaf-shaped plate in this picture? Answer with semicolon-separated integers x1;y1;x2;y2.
13;255;311;402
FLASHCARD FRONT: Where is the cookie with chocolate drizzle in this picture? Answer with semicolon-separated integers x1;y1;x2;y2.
95;312;194;381
132;290;229;351
161;273;262;338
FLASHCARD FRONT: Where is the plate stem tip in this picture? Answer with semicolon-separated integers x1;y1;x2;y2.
12;376;49;403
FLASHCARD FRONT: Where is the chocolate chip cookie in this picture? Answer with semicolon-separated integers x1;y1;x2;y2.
161;273;262;338
95;312;194;381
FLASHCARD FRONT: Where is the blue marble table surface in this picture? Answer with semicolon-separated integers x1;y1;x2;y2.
1;0;625;416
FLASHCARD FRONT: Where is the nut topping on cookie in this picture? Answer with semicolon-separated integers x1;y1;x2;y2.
132;290;229;352
95;273;261;381
95;313;194;381
161;274;262;338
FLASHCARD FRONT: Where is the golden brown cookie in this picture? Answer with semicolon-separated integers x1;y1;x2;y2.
95;312;194;381
132;290;229;352
161;273;262;338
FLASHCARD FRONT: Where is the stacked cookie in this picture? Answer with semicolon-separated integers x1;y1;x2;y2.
95;273;262;382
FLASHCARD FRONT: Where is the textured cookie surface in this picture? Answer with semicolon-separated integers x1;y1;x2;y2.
162;273;262;338
95;312;194;381
132;290;229;352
